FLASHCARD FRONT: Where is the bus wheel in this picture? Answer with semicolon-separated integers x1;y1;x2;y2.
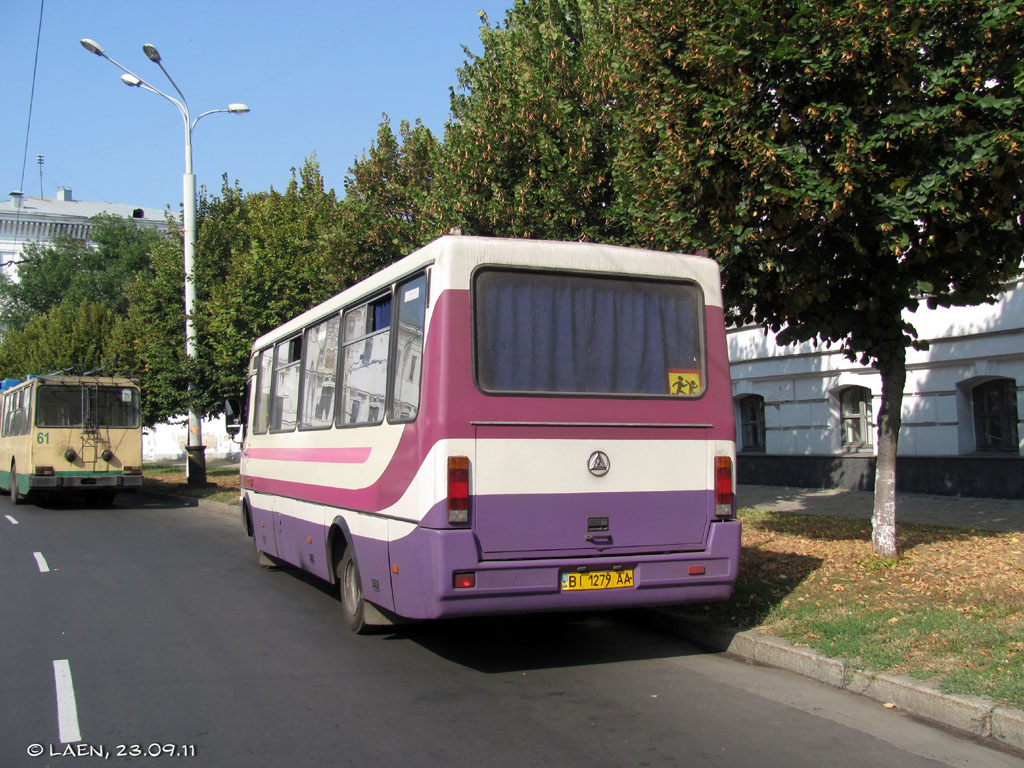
11;463;24;506
336;548;370;634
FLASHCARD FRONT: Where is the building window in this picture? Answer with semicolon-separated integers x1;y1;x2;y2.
738;395;765;453
840;386;873;452
973;379;1019;453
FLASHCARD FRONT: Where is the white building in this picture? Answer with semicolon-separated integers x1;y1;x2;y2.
729;277;1024;498
1;189;168;277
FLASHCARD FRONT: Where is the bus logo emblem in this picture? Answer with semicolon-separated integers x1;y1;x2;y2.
588;451;611;477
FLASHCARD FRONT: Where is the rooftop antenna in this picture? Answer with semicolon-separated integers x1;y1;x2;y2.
36;154;44;198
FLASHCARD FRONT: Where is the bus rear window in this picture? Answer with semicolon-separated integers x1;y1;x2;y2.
474;270;705;397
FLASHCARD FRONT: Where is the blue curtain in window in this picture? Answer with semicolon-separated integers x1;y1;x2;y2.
476;272;700;395
373;296;392;332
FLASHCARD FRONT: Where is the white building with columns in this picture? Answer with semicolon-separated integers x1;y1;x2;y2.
1;189;168;276
729;276;1024;498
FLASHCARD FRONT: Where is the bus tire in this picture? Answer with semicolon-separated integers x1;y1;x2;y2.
11;463;24;506
336;548;370;634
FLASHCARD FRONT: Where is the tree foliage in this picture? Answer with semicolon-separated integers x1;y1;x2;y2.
439;0;624;241
0;213;161;330
612;0;1024;555
0;300;121;378
341;116;445;276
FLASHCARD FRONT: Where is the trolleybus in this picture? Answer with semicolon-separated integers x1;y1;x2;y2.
0;375;143;505
233;235;740;632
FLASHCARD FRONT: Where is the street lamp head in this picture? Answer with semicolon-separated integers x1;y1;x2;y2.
80;38;105;56
227;103;251;114
142;43;162;63
120;73;143;87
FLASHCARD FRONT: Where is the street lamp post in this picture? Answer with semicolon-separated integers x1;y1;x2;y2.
80;38;248;486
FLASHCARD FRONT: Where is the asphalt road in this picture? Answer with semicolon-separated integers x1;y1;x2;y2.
2;493;1021;768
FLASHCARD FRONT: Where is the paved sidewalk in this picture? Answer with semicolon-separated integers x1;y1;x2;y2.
738;484;1024;532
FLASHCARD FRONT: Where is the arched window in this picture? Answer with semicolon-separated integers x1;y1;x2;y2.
839;386;873;452
972;378;1019;453
737;395;765;453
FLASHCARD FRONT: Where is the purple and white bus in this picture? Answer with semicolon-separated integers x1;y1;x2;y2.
234;235;740;632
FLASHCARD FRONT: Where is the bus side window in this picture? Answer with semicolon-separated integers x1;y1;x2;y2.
270;336;302;432
339;295;391;426
300;314;340;430
253;349;273;434
389;273;427;423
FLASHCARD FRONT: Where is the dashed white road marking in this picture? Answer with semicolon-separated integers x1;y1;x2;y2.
4;514;17;524
53;660;82;743
33;551;50;573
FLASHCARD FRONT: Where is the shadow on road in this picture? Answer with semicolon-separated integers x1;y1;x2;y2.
261;554;720;674
7;490;197;512
392;610;707;673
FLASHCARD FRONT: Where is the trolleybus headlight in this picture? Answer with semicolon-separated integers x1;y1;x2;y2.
101;449;114;462
64;449;77;463
35;466;54;476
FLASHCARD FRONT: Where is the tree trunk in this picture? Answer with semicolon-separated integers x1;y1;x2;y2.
872;349;907;559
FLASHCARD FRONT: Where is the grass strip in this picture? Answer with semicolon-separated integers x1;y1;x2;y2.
688;508;1024;708
142;460;241;505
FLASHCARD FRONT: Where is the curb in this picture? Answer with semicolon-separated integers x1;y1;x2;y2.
642;608;1024;755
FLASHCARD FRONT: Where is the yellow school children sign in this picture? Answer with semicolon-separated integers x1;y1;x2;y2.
667;369;702;396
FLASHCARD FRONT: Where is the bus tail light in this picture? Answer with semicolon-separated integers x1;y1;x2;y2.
453;572;476;589
34;466;54;476
715;456;735;519
448;456;470;524
123;466;142;476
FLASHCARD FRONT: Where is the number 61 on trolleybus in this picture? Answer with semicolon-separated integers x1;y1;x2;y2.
0;375;143;505
231;235;740;632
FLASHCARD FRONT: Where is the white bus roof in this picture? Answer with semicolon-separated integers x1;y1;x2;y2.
251;235;724;351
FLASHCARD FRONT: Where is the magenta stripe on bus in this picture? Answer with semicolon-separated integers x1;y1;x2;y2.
245;446;372;463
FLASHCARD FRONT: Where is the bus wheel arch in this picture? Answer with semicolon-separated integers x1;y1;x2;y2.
244;500;276;569
242;498;254;537
328;519;378;634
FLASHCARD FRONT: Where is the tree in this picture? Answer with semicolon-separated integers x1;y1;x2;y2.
0;213;162;329
613;0;1024;557
438;0;624;242
202;156;346;409
339;115;444;279
114;231;192;426
0;300;121;378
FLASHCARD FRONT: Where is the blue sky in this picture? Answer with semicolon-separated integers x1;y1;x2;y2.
3;0;514;212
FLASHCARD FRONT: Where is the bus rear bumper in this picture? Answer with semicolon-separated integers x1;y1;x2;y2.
386;520;742;621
